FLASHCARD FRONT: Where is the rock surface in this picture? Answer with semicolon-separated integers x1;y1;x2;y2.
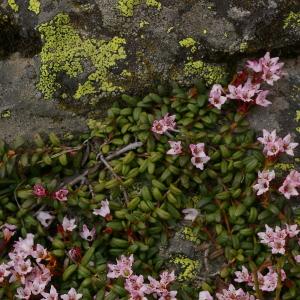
0;0;299;142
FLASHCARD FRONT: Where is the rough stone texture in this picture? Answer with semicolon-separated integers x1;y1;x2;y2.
0;0;299;142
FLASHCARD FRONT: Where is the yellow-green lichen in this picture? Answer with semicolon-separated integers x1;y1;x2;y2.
296;127;300;133
172;255;200;281
117;0;161;17
239;42;248;53
184;59;227;85
117;0;141;17
121;70;132;77
145;0;161;10
28;0;40;14
139;20;149;28
283;11;300;30
37;13;126;100
8;0;19;12
296;110;300;122
179;37;197;53
182;227;200;244
275;163;294;171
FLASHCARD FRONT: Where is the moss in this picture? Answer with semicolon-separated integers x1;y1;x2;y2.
117;0;161;17
184;59;227;85
37;13;126;100
172;255;200;281
275;163;294;171
28;0;40;14
8;0;19;12
179;37;197;53
182;227;200;244
283;11;300;30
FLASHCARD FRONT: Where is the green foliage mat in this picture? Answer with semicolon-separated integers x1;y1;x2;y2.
0;81;298;299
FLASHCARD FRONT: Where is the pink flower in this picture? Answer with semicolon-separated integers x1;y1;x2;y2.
258;225;287;254
33;184;47;198
146;271;177;299
279;170;300;199
167;141;182;155
294;255;300;263
189;143;205;156
152;120;167;134
32;244;48;263
209;84;227;109
234;266;252;284
281;134;298;156
258;130;297;158
125;275;147;300
1;223;17;241
68;247;82;263
163;113;176;131
0;263;10;283
199;291;213;300
216;284;255;300
16;287;32;299
260;52;284;85
247;52;284;85
182;208;199;222
227;79;260;103
253;169;275;195
36;211;55;227
62;217;77;232
285;224;299;238
41;285;59;300
93;199;110;218
257;129;277;145
151;114;176;135
80;224;96;241
107;254;134;279
288;170;300;186
54;188;69;202
61;288;82;300
191;156;210;170
13;233;35;257
246;59;262;73
255;90;271;107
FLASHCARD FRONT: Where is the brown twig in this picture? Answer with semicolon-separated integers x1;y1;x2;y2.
62;142;143;188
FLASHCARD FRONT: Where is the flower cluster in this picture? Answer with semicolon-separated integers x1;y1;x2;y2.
257;130;298;157
108;255;177;300
279;170;300;199
253;169;275;196
235;265;286;292
151;113;176;134
41;286;82;300
216;284;255;300
152;114;210;170
258;224;299;254
246;52;284;86
208;52;284;110
190;143;210;170
0;233;52;299
33;184;69;202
